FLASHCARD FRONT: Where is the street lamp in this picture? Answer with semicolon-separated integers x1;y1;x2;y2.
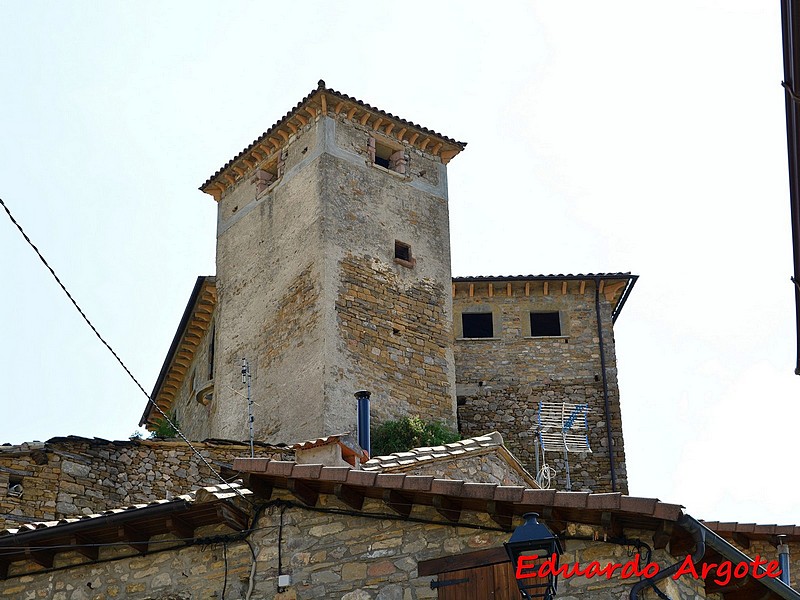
505;513;564;599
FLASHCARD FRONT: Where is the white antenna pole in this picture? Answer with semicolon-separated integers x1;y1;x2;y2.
241;358;254;458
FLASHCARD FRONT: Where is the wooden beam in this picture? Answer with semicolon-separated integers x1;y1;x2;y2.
506;283;512;297
372;117;383;131
600;512;622;537
440;149;459;162
432;495;461;523
25;548;55;568
360;113;370;125
232;166;245;177
277;130;290;142
603;281;627;302
305;106;317;118
295;114;307;127
334;484;365;510
419;547;509;577
287;479;318;506
286;121;297;134
599;280;605;294
488;283;494;297
561;281;567;295
320;94;327;114
525;282;530;296
268;137;281;150
166;516;195;540
469;283;474;297
733;532;751;550
243;474;274;500
118;524;149;554
543;281;549;295
396;127;407;140
452;283;456;298
334;101;344;114
652;521;673;550
408;132;419;145
384;123;394;135
70;535;100;560
580;280;586;295
487;500;514;530
420;138;431;150
346;107;358;120
382;489;412;518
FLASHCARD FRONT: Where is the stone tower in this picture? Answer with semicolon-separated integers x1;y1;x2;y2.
194;81;465;444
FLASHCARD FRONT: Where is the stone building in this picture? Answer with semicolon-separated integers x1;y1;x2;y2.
139;81;634;495
1;81;799;599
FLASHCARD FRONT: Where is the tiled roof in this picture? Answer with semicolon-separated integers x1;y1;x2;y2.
200;80;466;193
0;483;250;538
233;456;684;526
363;432;506;470
452;273;634;282
702;520;800;542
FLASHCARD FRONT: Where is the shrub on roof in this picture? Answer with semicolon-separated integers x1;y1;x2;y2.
371;416;460;456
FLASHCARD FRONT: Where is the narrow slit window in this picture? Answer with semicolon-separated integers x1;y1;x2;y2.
208;325;216;380
462;313;493;338
530;312;561;336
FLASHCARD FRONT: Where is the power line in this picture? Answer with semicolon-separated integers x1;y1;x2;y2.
0;196;252;505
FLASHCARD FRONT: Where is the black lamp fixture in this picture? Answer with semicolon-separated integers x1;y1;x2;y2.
504;513;564;600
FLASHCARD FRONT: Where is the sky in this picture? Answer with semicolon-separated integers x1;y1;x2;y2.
0;1;797;526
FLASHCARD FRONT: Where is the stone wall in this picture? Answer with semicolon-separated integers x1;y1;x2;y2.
454;280;628;494
0;438;287;529
335;254;453;427
0;490;719;599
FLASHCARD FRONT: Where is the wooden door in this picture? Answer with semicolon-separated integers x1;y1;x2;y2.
434;561;519;599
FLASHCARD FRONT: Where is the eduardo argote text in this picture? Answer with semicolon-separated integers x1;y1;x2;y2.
516;553;783;587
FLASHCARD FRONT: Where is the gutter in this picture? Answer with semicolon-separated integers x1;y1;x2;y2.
594;277;617;492
781;0;800;375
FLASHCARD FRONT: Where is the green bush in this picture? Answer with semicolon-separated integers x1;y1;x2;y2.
149;414;180;439
371;416;460;456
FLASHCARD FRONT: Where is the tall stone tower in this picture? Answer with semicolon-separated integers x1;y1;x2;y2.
196;81;465;443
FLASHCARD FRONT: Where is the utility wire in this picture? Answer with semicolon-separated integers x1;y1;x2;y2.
0;196;251;505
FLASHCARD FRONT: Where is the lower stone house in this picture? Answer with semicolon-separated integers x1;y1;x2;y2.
1;433;800;600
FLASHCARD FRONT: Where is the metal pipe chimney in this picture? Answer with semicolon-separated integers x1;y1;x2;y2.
354;390;372;456
778;535;791;586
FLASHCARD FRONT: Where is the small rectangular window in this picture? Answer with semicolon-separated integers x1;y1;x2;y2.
368;137;407;174
395;241;410;262
462;313;493;338
530;312;561;336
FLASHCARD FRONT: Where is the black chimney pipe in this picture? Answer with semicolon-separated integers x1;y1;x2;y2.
355;391;371;456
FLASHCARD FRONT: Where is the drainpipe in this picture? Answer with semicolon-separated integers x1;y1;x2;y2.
355;390;371;456
629;515;706;600
779;535;792;586
595;277;617;492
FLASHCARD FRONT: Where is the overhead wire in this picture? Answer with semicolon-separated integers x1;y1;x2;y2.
0;196;252;506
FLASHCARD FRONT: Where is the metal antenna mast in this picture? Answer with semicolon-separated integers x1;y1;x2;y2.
241;358;254;458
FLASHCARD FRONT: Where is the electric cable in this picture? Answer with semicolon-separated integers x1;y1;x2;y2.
0;196;252;506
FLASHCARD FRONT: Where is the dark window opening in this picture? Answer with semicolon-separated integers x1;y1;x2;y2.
395;241;411;262
530;312;561;336
462;313;493;338
369;137;407;174
7;476;23;498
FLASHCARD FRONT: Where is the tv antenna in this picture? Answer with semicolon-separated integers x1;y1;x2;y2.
534;401;592;490
241;358;254;458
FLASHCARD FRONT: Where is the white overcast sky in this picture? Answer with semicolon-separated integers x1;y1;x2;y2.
1;1;797;526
